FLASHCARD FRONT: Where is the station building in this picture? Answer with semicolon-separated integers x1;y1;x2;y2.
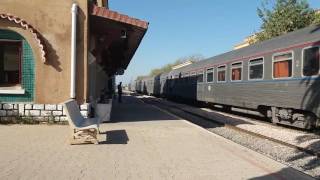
0;0;148;121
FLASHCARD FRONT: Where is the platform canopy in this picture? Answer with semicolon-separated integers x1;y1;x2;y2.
90;5;148;76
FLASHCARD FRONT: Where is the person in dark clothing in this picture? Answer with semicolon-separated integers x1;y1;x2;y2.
117;82;123;103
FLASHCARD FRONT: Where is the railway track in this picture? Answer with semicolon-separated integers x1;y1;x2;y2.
201;104;320;135
137;94;320;159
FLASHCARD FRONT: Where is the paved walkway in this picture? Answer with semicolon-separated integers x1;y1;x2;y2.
0;95;313;180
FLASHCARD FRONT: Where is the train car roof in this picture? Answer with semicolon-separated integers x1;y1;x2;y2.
173;24;320;73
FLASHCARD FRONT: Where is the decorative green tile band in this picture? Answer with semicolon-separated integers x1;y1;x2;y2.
0;29;35;102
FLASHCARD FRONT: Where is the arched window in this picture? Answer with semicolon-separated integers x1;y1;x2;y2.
0;29;35;102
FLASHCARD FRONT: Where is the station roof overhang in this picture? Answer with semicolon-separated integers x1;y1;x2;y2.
89;5;148;76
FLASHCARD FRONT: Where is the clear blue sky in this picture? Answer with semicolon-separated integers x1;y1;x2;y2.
110;0;320;84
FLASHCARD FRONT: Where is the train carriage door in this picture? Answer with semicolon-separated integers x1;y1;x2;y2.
190;72;197;100
206;68;214;101
196;70;204;101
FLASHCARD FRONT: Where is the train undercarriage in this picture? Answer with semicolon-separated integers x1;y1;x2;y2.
258;106;319;130
206;103;319;130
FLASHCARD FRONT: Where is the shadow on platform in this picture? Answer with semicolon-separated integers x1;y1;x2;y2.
110;95;179;122
248;167;314;180
99;130;129;144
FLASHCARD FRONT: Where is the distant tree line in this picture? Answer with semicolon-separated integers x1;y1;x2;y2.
139;54;204;78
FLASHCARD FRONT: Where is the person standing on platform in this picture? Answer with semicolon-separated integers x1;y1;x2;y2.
117;82;123;103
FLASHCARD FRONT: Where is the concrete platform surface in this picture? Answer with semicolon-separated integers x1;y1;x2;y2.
0;95;313;180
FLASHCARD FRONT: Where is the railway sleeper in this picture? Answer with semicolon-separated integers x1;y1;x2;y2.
268;107;317;129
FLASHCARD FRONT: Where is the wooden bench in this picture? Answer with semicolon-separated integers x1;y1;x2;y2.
63;99;99;145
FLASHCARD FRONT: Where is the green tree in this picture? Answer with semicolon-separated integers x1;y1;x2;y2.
256;0;316;42
149;54;204;76
314;11;320;24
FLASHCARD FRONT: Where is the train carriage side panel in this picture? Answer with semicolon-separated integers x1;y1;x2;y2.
195;25;320;128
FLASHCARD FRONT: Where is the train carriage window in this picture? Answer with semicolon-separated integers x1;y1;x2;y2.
190;72;196;82
273;52;293;78
303;47;320;76
217;65;226;82
231;62;243;81
197;71;204;83
206;68;214;83
249;58;264;80
184;73;189;82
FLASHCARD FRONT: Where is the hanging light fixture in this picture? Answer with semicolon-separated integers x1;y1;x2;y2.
120;29;127;39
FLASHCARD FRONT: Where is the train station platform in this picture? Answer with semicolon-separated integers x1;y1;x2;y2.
106;94;311;180
0;94;313;179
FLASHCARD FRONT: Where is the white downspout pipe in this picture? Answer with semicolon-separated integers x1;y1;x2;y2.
70;3;78;99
